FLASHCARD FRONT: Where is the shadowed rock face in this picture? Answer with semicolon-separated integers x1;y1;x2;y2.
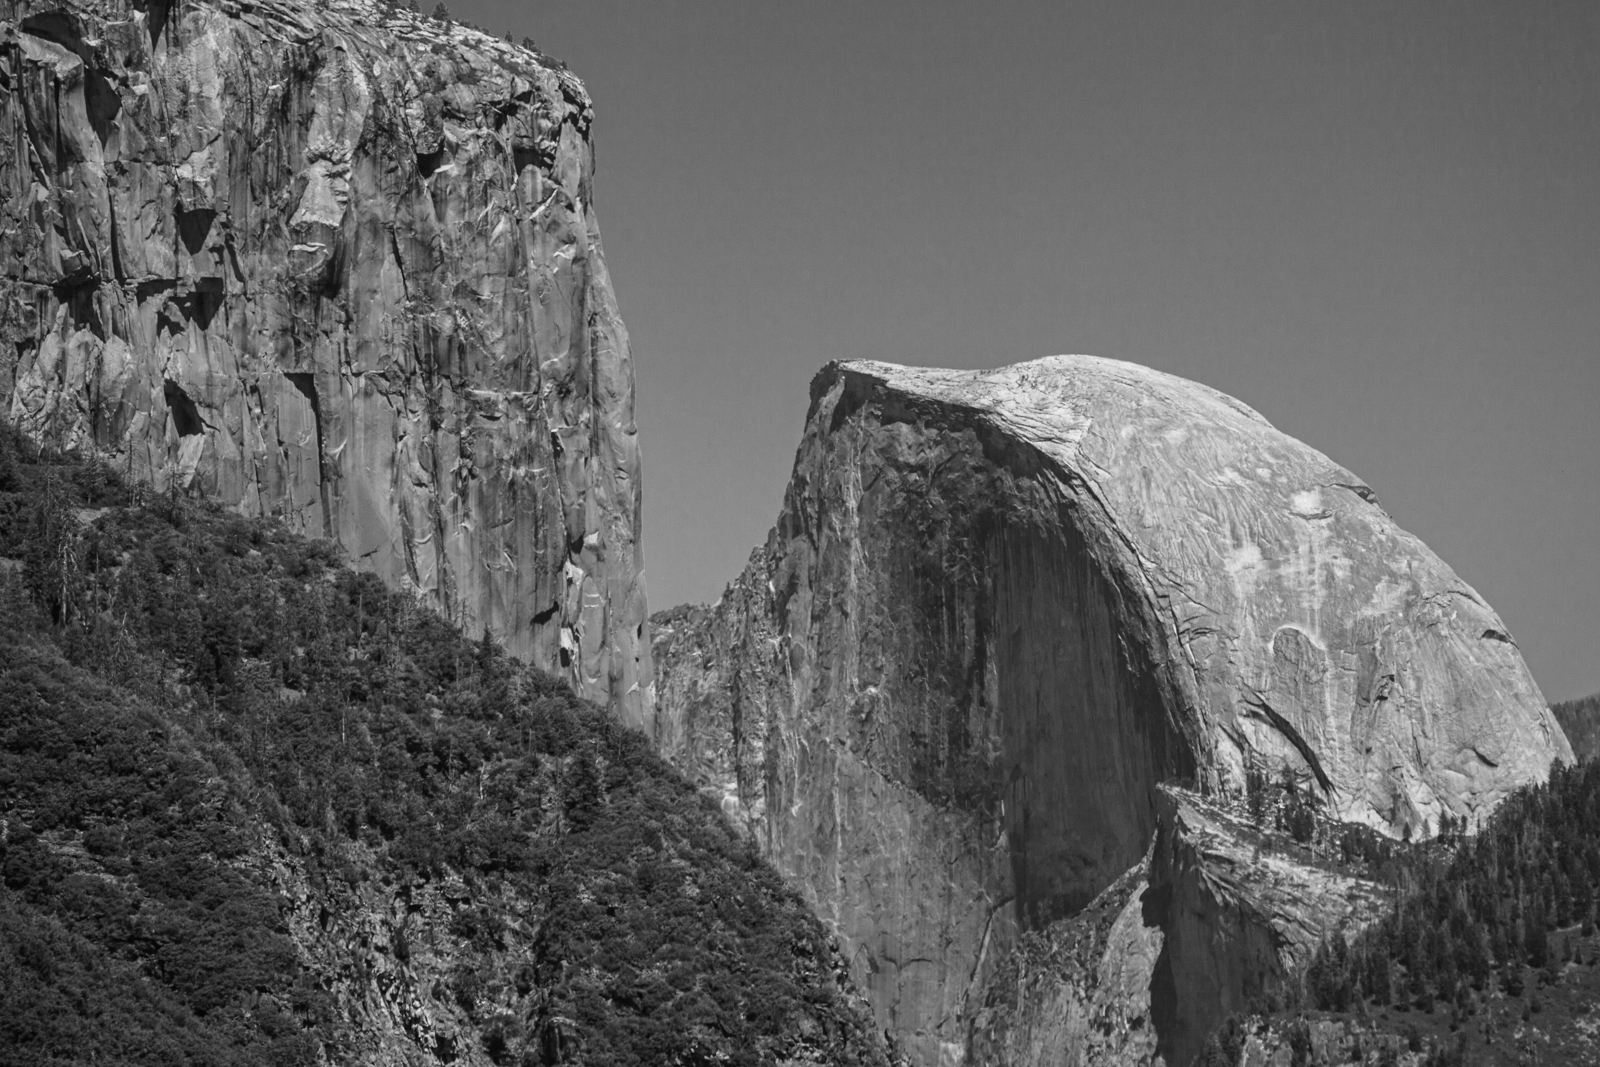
1143;786;1388;1067
0;0;651;724
652;355;1571;1063
969;786;1391;1067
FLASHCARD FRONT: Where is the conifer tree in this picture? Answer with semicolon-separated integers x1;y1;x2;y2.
563;744;605;829
1366;947;1392;1005
0;421;18;491
24;470;80;624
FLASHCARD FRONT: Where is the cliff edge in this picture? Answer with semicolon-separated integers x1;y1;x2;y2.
0;0;651;724
652;354;1571;1062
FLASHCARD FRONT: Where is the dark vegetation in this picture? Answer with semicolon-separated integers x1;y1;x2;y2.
1553;693;1600;763
1195;749;1600;1065
0;425;887;1067
1294;763;1600;1021
1238;761;1419;885
374;0;539;53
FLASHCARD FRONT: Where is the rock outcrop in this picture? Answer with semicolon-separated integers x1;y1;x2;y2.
967;786;1390;1067
1235;1019;1421;1067
965;854;1164;1067
652;355;1571;1063
0;0;651;724
1143;786;1388;1067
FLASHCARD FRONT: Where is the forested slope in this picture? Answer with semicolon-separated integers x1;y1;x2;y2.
1200;753;1600;1065
0;427;890;1067
1553;695;1600;763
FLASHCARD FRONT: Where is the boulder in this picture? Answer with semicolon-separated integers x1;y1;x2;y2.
652;355;1571;1062
0;0;651;724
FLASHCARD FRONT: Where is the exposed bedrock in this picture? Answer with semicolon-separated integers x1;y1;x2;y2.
966;787;1388;1067
651;355;1571;1063
0;0;651;723
1143;785;1388;1067
965;854;1164;1067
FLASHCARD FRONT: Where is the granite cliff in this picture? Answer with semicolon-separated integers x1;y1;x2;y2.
966;786;1389;1067
0;0;650;724
963;853;1164;1067
652;355;1572;1063
1140;786;1389;1067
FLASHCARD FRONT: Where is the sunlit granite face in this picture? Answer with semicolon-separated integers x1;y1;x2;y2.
0;0;652;724
838;353;1568;831
654;353;1570;1063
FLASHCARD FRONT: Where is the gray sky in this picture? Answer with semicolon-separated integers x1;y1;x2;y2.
455;0;1599;702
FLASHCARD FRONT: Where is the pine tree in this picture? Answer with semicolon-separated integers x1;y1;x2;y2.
1463;924;1492;990
1527;912;1550;970
24;470;81;624
1246;763;1269;825
1287;1020;1312;1067
1195;1033;1231;1067
1307;941;1336;1008
563;744;605;829
1366;946;1393;1005
1502;960;1525;997
1330;932;1353;1010
0;420;18;491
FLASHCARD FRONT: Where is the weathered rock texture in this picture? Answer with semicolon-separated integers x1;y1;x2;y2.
1144;785;1388;1067
1236;1018;1419;1067
0;0;651;723
965;854;1164;1067
651;355;1571;1063
966;787;1390;1067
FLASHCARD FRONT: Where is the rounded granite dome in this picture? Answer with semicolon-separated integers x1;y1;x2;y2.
837;354;1572;834
654;353;1573;1060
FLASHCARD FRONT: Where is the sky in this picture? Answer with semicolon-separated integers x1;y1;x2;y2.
453;0;1599;702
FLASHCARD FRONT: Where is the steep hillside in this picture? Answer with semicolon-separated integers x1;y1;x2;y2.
0;432;890;1067
1552;694;1600;763
1227;755;1600;1066
651;355;1571;1063
0;0;650;723
967;748;1600;1067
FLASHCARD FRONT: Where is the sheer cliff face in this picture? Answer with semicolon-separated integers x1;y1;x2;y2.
1142;786;1388;1067
652;355;1571;1063
967;787;1390;1067
0;0;651;724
